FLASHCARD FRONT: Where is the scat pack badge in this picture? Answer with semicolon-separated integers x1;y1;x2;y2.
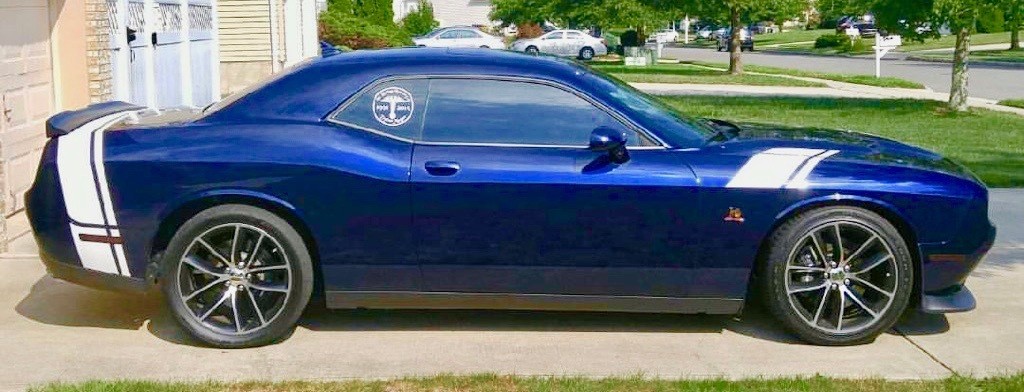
724;207;745;223
372;86;414;127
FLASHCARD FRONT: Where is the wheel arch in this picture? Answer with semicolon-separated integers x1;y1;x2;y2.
149;190;321;288
751;194;923;306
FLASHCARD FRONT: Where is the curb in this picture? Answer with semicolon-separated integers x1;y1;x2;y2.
904;55;1024;69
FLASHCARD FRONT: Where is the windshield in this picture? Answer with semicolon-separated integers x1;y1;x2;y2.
423;27;447;38
578;63;715;148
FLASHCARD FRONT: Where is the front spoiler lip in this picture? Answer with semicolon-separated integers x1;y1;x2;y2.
921;285;976;313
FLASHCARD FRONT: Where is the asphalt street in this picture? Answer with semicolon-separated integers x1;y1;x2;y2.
0;190;1021;390
662;46;1024;101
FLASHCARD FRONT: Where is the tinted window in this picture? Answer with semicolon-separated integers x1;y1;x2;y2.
439;30;459;39
566;31;582;39
422;79;649;146
461;30;481;38
543;32;563;40
332;79;429;140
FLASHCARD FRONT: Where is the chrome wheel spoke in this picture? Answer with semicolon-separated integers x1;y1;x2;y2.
197;238;232;268
844;235;878;268
183;277;228;302
853;253;893;275
182;255;226;278
836;288;846;332
231;289;242;332
850;276;895;298
247;289;267;326
230;225;241;266
248;265;288;274
811;286;831;325
246;232;266;265
809;232;827;264
834;223;844;264
842;286;878;319
199;290;232;321
788;281;827;295
247;282;288;293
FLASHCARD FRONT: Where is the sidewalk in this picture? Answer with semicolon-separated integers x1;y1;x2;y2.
631;68;1024;116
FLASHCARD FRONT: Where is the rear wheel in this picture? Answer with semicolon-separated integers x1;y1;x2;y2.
161;204;313;348
525;46;539;55
761;206;913;345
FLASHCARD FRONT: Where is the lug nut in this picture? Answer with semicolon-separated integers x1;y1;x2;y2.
844;279;850;285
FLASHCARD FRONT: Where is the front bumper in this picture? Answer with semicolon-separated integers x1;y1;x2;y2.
918;221;996;313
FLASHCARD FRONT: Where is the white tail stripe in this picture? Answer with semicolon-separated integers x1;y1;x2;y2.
727;148;840;189
56;110;133;277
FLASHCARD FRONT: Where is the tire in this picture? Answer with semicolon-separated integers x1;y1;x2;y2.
760;206;913;346
160;204;314;348
525;46;539;55
578;47;594;60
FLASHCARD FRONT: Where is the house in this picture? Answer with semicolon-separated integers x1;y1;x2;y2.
0;0;319;251
392;0;494;28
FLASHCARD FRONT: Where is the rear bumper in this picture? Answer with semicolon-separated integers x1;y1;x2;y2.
39;246;150;293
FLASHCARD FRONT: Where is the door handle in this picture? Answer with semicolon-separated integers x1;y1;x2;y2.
424;161;460;176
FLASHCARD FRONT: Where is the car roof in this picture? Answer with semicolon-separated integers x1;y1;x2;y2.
201;48;591;123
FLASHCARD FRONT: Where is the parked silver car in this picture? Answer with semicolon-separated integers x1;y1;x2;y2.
413;26;506;49
509;30;608;60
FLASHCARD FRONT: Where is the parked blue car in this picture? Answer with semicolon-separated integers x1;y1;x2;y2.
27;48;994;348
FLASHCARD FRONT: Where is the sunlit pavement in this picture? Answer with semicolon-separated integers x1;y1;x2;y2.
0;190;1021;390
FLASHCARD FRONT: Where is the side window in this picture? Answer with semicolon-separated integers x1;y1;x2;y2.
421;78;650;146
462;30;481;38
332;79;429;140
543;32;563;40
439;30;458;39
566;31;582;39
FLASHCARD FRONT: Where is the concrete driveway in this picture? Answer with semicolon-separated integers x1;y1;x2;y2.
662;46;1024;101
1;191;1022;390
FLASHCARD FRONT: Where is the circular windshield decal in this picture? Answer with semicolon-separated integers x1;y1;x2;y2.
372;87;415;127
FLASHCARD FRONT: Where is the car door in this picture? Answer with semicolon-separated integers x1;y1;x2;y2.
411;77;700;298
564;31;585;55
539;32;564;54
437;29;460;47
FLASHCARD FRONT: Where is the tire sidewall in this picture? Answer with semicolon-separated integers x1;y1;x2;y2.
160;204;313;348
580;47;594;60
763;207;914;345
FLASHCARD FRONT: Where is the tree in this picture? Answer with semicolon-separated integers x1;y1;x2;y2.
869;0;995;111
1000;0;1023;49
401;0;439;36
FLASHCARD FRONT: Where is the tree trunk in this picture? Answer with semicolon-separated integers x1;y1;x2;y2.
728;6;743;75
1011;27;1020;50
948;27;971;112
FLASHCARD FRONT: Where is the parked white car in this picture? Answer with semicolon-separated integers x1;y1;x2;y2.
509;30;608;60
413;26;506;49
650;29;679;43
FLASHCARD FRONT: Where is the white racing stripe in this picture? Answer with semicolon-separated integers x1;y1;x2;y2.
56;111;133;276
726;148;840;189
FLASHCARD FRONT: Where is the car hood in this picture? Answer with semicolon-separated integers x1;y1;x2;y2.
716;122;978;182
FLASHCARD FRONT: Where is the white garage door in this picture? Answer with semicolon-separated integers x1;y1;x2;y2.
0;0;53;215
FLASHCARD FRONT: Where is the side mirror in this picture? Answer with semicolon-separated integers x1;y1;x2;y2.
588;126;630;164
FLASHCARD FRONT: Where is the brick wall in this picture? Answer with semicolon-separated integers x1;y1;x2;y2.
85;0;113;103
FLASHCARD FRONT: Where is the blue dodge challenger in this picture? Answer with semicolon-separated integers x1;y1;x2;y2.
27;48;994;348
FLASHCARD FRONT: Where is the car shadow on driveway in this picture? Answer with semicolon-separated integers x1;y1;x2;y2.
15;275;950;347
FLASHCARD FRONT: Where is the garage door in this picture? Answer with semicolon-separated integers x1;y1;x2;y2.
0;0;53;216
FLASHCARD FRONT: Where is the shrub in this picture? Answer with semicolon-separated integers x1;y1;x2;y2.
620;29;640;47
814;33;847;48
400;0;438;36
977;7;1005;33
846;37;869;52
319;9;411;49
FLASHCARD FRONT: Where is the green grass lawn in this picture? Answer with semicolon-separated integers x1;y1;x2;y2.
1000;99;1024;109
755;29;833;46
30;373;1024;392
591;64;826;87
659;96;1024;187
760;42;875;56
909;49;1024;64
689;62;925;89
900;31;1023;51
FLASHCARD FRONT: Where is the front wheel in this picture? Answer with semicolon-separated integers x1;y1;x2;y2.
161;204;314;348
578;47;595;60
525;46;539;55
761;206;913;345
